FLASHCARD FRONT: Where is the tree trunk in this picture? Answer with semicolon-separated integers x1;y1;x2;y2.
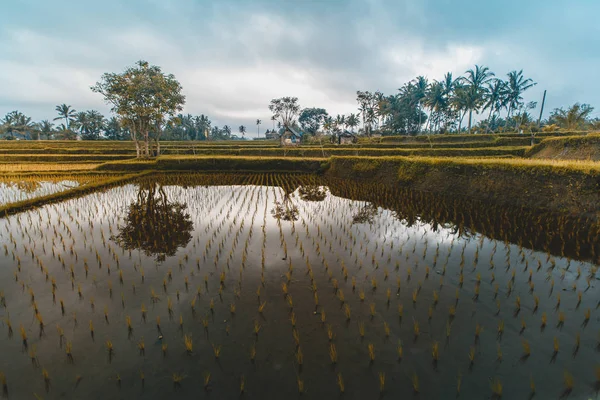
468;109;473;134
485;107;494;133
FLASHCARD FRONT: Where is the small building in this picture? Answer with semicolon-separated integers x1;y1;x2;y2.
280;125;302;146
338;130;357;145
265;129;280;140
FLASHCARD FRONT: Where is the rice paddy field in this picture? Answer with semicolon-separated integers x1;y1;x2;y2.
0;172;599;399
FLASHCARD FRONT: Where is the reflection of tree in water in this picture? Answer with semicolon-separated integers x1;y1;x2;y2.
298;185;328;202
112;182;193;262
271;195;299;221
352;203;379;225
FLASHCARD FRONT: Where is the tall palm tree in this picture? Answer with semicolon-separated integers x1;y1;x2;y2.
54;104;77;130
482;79;507;133
462;65;495;133
450;84;470;133
413;76;428;131
270;115;276;130
256;119;261;138
239;125;246;137
423;81;446;133
505;70;536;119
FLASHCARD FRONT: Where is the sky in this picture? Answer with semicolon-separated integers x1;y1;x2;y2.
1;0;599;136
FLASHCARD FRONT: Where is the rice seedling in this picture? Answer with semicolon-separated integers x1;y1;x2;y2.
432;341;439;361
564;370;574;393
369;302;376;318
384;322;390;337
368;343;375;362
162;343;168;357
330;371;343;394
490;378;502;397
1;371;7;395
397;340;403;360
344;304;351;321
258;301;266;314
541;312;547;328
212;344;221;359
297;377;304;394
413;320;420;338
379;372;385;393
329;343;337;364
327;324;334;341
184;335;193;354
522;340;531;357
468;346;475;365
138;337;145;356
254;321;261;336
172;373;185;389
398;304;404;318
412;373;419;393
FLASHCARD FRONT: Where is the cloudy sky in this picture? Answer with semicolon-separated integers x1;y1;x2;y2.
1;0;598;135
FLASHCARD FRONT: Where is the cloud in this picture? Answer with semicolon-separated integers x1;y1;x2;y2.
1;0;598;130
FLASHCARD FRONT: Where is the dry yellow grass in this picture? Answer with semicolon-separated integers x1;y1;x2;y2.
0;163;100;172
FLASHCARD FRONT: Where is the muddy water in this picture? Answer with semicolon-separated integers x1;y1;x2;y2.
0;174;598;399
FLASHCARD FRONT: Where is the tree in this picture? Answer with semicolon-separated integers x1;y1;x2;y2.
91;60;185;157
413;76;428;131
462;65;495;133
1;111;36;140
549;103;594;130
269;97;300;128
256;119;261;138
238;125;246;137
105;117;128;140
73;110;105;140
223;125;232;138
37;120;54;140
346;113;359;132
298;108;328;134
505;70;536;119
482;79;507;133
54;104;77;130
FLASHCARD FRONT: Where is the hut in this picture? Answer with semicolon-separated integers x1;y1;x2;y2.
338;130;357;145
280;125;302;146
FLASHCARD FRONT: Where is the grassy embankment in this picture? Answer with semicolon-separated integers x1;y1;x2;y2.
1;133;598;218
526;133;600;160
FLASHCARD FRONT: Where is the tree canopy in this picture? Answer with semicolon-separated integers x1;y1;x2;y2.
91;60;185;157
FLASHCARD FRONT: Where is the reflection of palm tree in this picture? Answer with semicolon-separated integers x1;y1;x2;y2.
112;182;193;262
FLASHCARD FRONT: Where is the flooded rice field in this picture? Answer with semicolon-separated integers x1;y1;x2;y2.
0;178;81;206
0;173;598;399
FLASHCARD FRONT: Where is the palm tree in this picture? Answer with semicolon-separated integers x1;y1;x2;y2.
1;111;35;140
346;114;359;133
423;81;446;133
37;120;54;140
54;104;77;130
223;125;232;138
270;115;276;130
256;119;261;138
239;125;246;137
413;76;428;132
550;103;594;130
462;65;495;133
482;79;507;132
451;84;470;133
505;70;536;119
